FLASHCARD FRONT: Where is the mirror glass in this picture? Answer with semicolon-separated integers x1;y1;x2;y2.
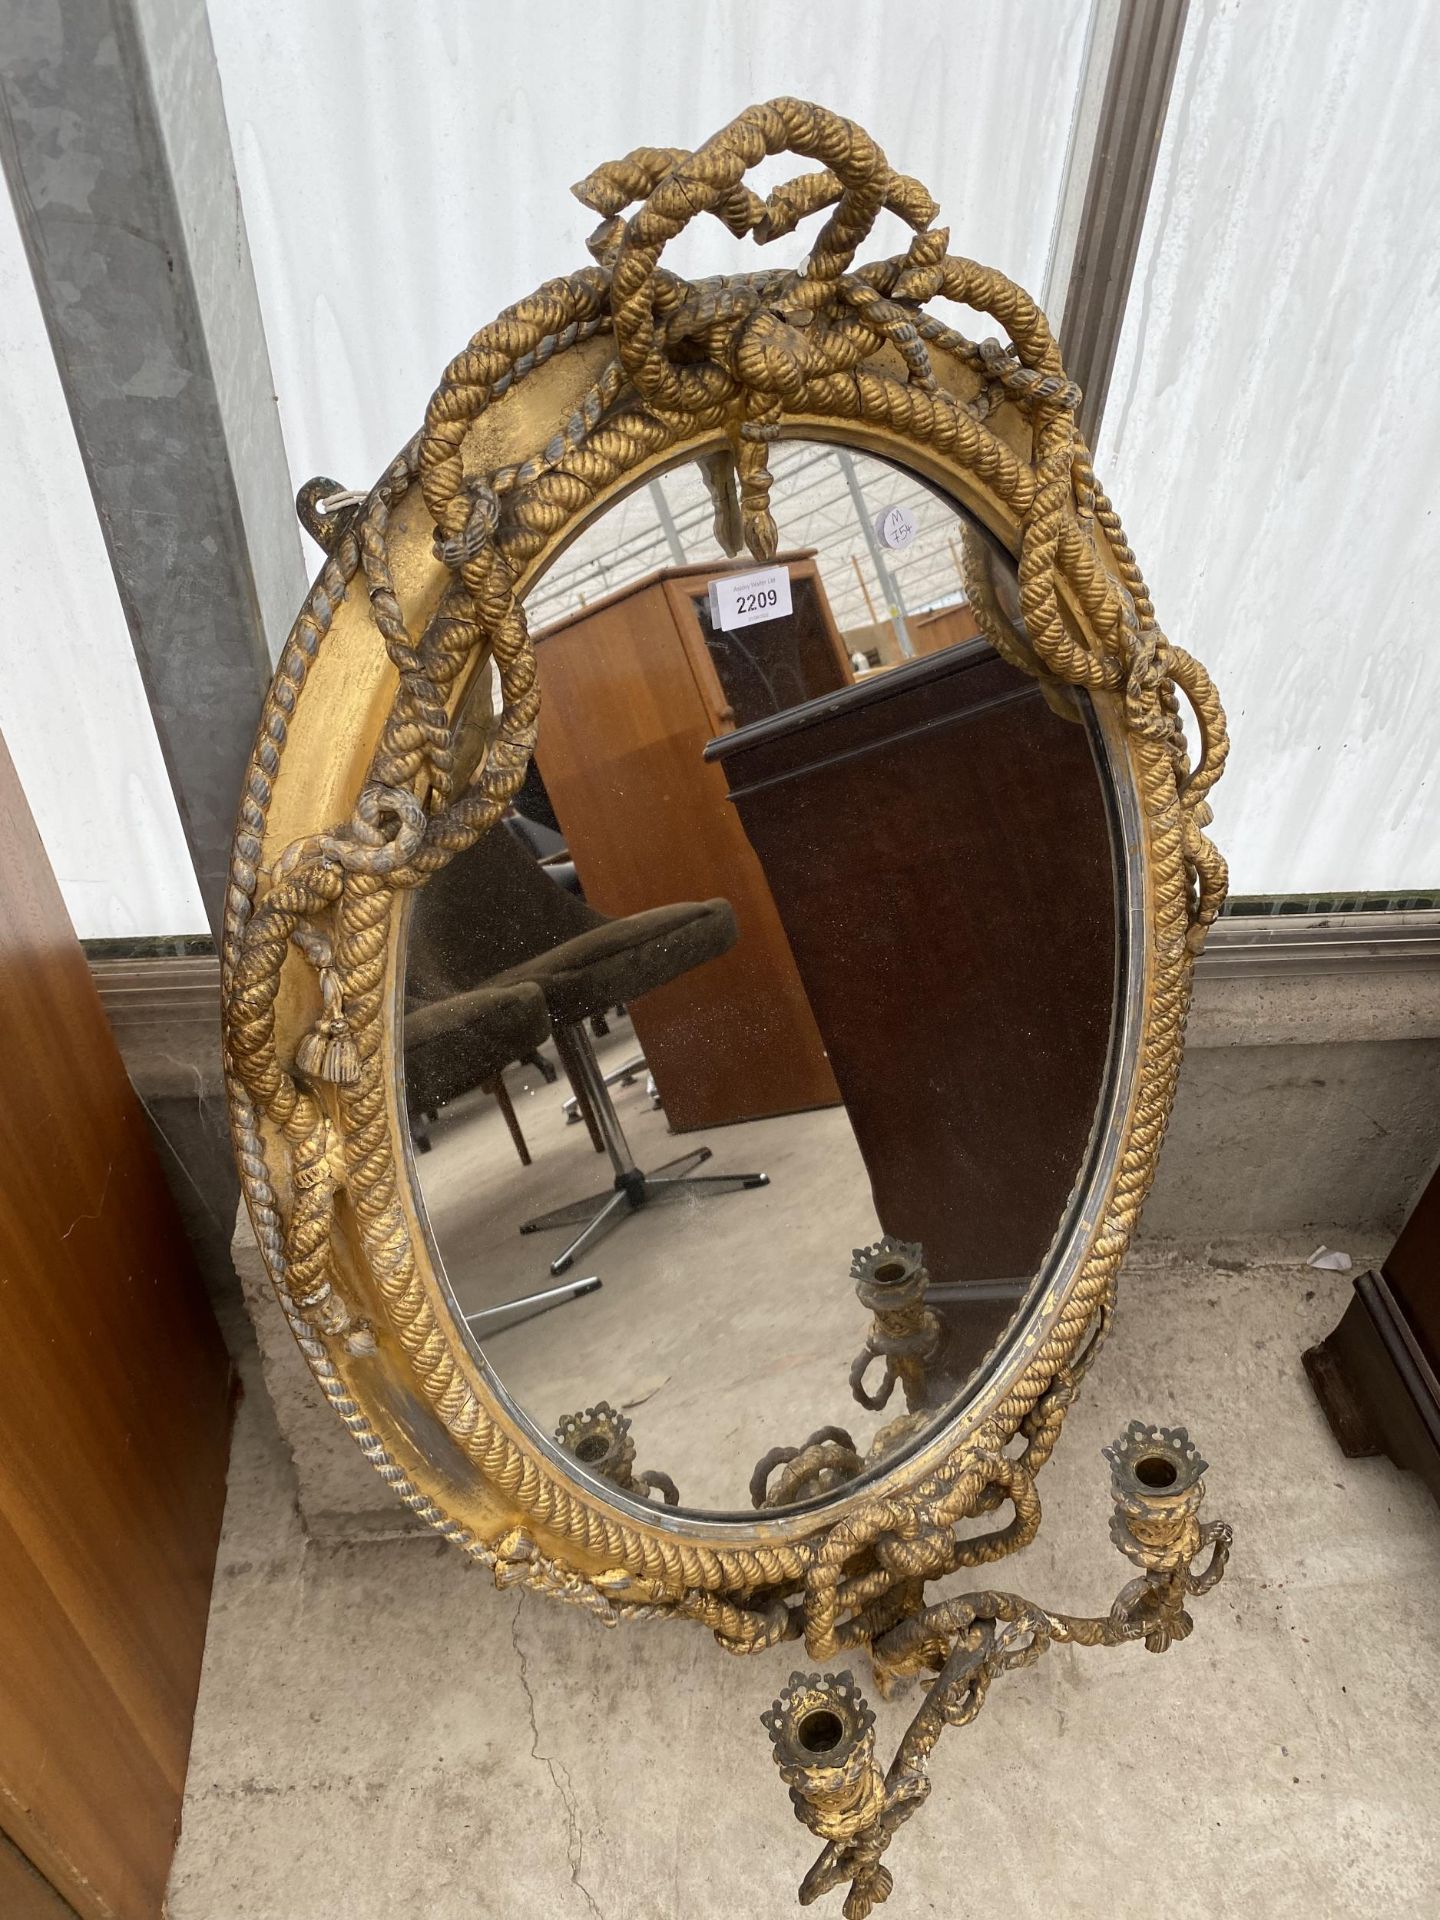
401;441;1128;1518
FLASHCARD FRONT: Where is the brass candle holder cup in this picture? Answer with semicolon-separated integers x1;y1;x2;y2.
555;1402;679;1506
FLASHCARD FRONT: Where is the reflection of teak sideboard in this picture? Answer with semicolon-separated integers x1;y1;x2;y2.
533;553;849;1129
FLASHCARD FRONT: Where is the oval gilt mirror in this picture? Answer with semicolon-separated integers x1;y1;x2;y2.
223;101;1232;1915
402;443;1134;1519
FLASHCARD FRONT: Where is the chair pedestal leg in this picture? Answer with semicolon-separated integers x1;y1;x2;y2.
562;1051;648;1124
464;1274;600;1335
519;1024;768;1275
553;1024;605;1154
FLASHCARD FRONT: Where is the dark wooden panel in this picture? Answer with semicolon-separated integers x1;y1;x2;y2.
1385;1158;1440;1370
1306;1160;1440;1504
710;644;1118;1290
0;1832;78;1920
0;735;233;1920
533;558;841;1128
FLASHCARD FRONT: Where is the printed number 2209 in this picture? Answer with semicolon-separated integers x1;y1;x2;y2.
709;565;793;631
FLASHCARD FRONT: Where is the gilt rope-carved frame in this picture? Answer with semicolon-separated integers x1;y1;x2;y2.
222;101;1231;1912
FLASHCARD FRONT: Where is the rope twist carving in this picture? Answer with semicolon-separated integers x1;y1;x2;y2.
221;101;1227;1654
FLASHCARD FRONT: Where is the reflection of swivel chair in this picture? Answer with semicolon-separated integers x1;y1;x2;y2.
404;979;549;1162
407;824;769;1274
503;806;651;1119
403;977;604;1332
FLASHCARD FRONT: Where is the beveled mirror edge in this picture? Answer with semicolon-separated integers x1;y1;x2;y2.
222;102;1228;1624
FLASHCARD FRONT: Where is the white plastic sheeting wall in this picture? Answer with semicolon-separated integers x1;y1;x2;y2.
206;0;1092;499
1098;0;1440;897
0;186;207;938
8;1;1437;933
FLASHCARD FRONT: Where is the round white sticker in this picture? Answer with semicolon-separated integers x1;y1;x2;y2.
875;503;918;551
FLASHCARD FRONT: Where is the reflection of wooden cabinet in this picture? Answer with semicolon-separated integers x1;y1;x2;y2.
909;601;981;656
533;554;847;1129
842;601;981;671
708;644;1118;1293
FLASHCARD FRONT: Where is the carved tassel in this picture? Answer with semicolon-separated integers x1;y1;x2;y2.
737;417;780;563
295;1019;360;1087
295;967;360;1086
699;449;745;557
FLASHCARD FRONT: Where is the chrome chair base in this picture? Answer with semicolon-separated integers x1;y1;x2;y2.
463;1274;601;1334
562;1049;648;1123
521;1026;768;1275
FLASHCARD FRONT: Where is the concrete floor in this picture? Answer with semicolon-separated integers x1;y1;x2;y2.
412;1020;1026;1513
169;1234;1440;1919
